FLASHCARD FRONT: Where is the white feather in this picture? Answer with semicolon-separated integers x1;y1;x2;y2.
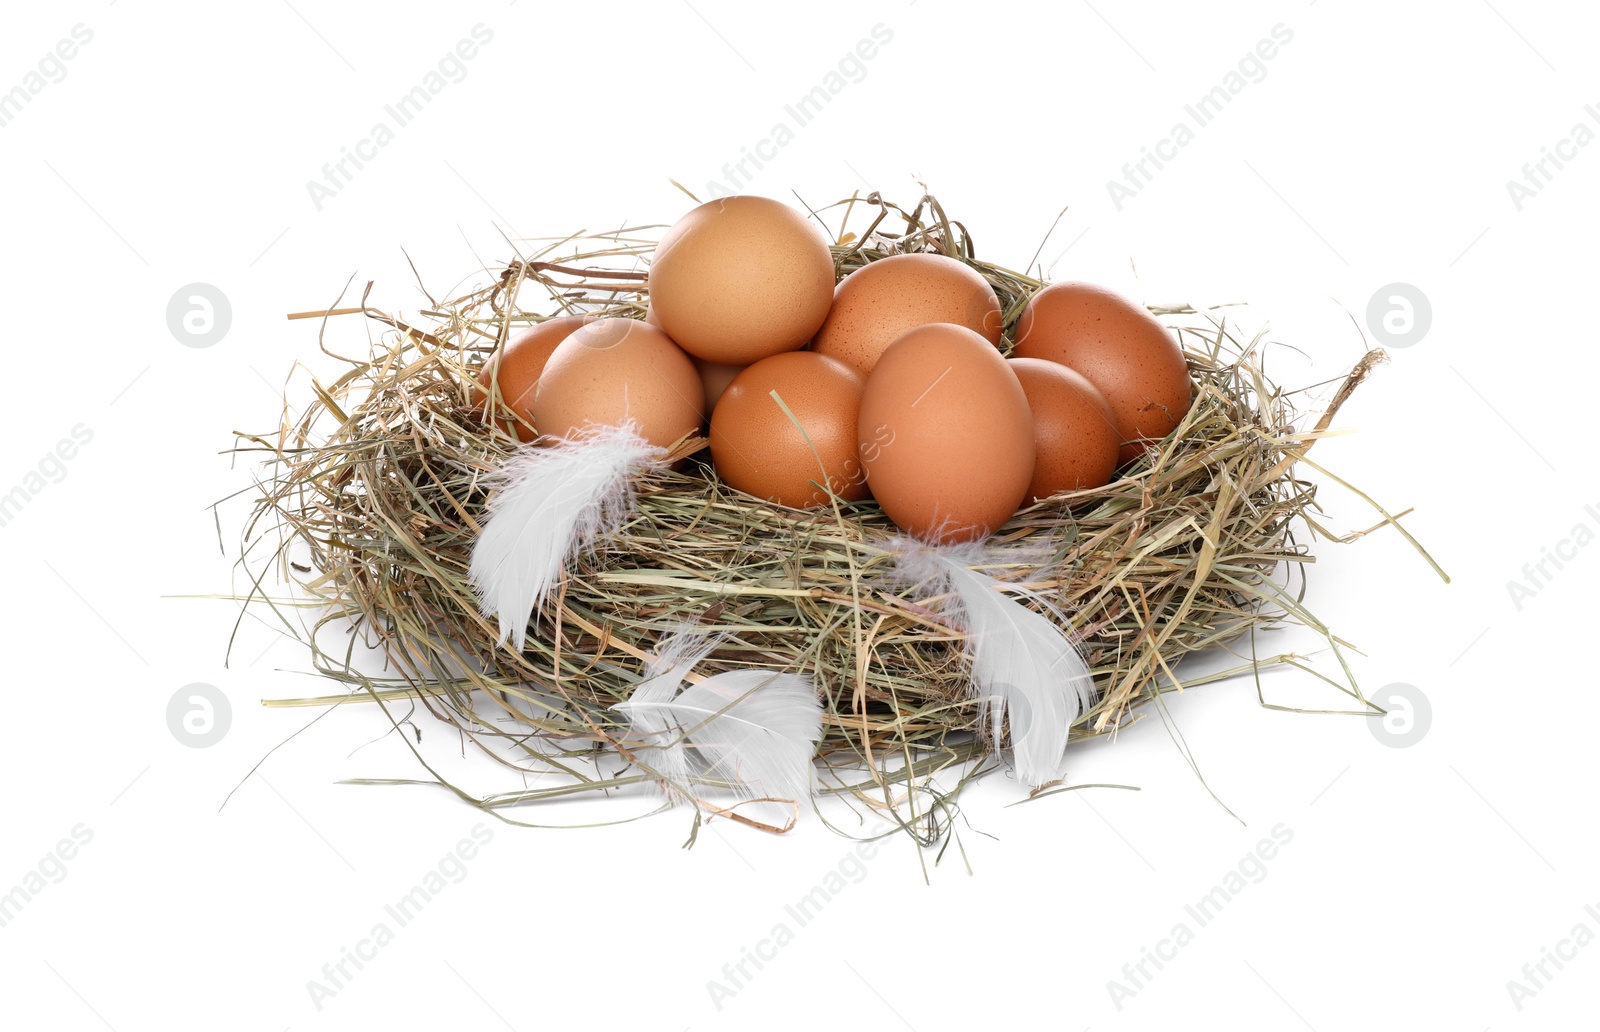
613;627;721;790
468;423;662;651
614;625;822;803
892;540;1096;786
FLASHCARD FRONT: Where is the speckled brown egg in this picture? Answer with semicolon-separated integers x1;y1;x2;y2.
857;323;1034;543
1013;282;1192;465
472;315;593;440
710;352;867;509
812;254;1003;376
695;358;745;416
532;318;703;448
648;195;835;365
1007;357;1121;500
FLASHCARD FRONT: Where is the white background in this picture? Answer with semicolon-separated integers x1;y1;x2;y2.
1;1;1595;1029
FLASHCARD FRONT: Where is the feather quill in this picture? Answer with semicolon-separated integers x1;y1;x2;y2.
613;625;822;804
892;539;1096;786
468;423;663;651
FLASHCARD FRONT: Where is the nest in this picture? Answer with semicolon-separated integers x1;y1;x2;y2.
238;192;1416;835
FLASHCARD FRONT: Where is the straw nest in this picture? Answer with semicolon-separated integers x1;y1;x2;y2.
238;192;1422;834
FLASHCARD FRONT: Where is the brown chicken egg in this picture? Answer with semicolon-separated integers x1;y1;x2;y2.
1013;282;1192;465
812;253;1003;376
710;352;867;509
857;323;1034;543
695;358;745;416
532;318;703;448
1007;357;1120;500
472;315;593;440
648;195;835;365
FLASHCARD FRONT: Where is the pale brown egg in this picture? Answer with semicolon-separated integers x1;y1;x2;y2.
1007;357;1120;500
695;358;745;416
1013;283;1193;465
812;253;1003;376
857;323;1034;543
710;352;867;509
472;315;592;441
532;318;703;448
648;195;836;365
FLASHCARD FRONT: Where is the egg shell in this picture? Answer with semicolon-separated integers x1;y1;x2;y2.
648;195;836;365
695;358;745;416
857;323;1034;544
1013;282;1193;465
532;318;703;448
472;315;592;441
710;352;868;509
812;253;1003;376
1007;357;1121;500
